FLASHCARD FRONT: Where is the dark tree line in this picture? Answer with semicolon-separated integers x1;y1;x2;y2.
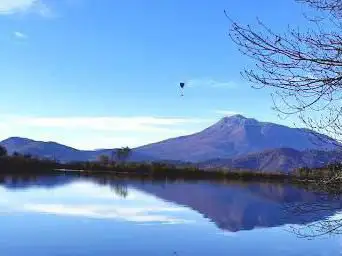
0;146;7;157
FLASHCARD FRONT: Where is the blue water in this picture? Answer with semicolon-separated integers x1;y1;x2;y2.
0;175;341;255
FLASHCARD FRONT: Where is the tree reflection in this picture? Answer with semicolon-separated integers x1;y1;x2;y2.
284;189;342;239
110;182;128;198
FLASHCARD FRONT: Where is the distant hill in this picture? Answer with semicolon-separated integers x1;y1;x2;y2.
1;137;88;162
135;115;337;162
0;137;155;163
198;148;342;173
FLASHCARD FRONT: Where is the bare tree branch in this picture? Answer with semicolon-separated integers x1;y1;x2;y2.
228;0;342;146
228;0;342;238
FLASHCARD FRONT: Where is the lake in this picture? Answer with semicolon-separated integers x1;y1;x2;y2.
0;174;341;255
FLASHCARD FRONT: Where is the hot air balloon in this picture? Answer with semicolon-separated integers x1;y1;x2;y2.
180;82;185;96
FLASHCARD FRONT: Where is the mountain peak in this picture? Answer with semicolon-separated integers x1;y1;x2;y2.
220;114;246;121
227;114;246;119
216;114;259;127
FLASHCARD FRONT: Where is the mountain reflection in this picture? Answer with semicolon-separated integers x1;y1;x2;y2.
0;174;341;233
132;182;342;232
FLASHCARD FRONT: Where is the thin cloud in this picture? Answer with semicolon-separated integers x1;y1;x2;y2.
0;0;36;14
6;116;207;133
187;78;237;89
0;114;214;149
13;31;27;39
0;0;51;16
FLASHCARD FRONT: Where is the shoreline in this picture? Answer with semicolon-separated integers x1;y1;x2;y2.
0;156;340;189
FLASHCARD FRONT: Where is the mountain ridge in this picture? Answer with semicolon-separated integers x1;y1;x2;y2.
0;137;156;163
198;148;342;172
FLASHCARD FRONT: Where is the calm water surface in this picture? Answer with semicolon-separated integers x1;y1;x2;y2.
0;174;341;255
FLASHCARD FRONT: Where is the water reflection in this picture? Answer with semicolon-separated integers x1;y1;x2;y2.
0;174;341;237
0;176;193;226
133;181;342;235
22;203;190;224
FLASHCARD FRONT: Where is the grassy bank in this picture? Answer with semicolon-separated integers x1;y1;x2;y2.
59;160;292;182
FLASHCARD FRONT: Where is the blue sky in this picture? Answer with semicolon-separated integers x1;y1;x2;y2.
0;0;311;149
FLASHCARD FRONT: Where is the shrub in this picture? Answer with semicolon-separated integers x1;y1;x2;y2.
0;146;7;157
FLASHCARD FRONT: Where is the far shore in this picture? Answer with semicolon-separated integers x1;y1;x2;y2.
0;155;340;192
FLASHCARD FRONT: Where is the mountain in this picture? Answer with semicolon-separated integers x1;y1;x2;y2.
0;115;338;170
198;148;342;173
0;137;155;163
135;115;337;162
